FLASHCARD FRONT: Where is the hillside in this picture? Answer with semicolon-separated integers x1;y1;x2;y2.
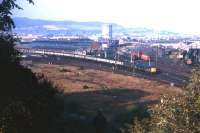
13;17;178;37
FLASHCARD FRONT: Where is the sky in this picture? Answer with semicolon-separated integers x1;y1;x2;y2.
12;0;200;34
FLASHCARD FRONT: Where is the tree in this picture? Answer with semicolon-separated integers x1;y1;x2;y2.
0;1;64;133
0;0;34;31
0;34;20;64
0;0;34;64
129;67;200;133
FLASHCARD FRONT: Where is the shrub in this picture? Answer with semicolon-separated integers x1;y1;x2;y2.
128;67;200;133
83;85;90;89
0;63;64;133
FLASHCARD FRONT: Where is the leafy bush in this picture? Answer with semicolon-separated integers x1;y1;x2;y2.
128;67;200;133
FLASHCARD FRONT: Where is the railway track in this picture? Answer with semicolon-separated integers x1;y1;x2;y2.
24;55;189;88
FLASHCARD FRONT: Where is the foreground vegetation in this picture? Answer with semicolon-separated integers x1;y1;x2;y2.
0;61;64;133
0;1;64;133
125;68;200;133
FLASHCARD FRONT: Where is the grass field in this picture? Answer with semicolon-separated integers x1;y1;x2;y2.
31;63;183;132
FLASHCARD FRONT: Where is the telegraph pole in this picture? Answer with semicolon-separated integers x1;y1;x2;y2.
155;32;159;68
156;45;158;67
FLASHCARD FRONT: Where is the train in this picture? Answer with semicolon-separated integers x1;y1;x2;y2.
134;60;157;73
130;51;156;73
19;48;157;74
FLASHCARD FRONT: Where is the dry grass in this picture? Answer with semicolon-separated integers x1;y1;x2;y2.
32;63;181;99
31;63;182;121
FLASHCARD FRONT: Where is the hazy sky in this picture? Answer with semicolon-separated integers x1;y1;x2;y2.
12;0;200;34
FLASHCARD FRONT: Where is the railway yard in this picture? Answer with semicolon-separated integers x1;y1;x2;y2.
22;53;191;87
19;41;194;131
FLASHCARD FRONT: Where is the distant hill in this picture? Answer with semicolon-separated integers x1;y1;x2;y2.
13;17;178;37
14;17;113;29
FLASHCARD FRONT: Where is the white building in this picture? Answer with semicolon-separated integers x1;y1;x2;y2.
102;24;110;39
